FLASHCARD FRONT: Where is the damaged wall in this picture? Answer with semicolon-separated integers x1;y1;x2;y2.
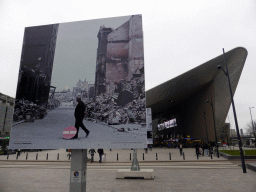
95;15;144;97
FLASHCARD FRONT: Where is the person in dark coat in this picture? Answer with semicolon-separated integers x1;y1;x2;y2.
97;149;104;163
73;95;90;139
89;149;96;162
195;143;200;156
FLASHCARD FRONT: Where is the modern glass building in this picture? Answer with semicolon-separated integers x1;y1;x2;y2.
146;47;247;145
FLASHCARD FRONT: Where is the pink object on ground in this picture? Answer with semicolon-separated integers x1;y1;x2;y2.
63;126;77;139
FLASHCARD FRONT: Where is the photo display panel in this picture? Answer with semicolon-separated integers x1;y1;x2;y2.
9;15;147;149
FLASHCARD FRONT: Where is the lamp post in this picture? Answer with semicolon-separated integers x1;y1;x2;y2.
206;96;219;158
201;111;208;142
249;107;255;147
217;48;246;173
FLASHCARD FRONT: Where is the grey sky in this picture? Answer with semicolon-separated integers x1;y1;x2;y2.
0;0;256;131
51;16;130;91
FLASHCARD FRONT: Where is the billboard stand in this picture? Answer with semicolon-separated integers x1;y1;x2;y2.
116;148;154;179
131;149;140;171
70;149;87;192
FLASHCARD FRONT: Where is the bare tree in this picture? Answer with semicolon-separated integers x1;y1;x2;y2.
245;120;256;135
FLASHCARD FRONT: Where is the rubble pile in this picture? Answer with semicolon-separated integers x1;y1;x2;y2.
85;73;146;125
13;99;47;122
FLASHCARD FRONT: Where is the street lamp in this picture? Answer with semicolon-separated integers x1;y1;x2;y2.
249;107;255;146
216;48;246;173
206;96;219;158
201;111;208;142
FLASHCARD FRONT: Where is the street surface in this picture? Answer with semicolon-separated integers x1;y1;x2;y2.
0;148;256;191
9;105;146;149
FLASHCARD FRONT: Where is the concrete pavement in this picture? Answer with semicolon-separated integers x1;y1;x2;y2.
1;147;256;191
0;159;256;191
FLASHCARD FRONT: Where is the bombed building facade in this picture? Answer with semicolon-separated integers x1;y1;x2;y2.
95;15;144;105
92;15;146;124
15;24;59;106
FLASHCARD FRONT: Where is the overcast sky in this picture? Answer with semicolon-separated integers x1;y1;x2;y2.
52;16;130;91
0;0;256;131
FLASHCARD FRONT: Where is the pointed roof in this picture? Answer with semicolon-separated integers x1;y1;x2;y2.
146;47;247;137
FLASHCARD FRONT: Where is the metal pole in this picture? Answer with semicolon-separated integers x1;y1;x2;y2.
202;111;208;142
207;96;219;158
222;48;246;173
249;107;256;145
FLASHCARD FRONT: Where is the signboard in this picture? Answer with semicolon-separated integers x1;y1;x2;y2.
71;171;81;183
9;15;146;149
157;118;177;131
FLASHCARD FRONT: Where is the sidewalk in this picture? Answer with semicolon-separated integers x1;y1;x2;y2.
0;147;242;162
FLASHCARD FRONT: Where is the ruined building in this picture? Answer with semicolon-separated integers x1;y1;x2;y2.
95;15;144;102
16;24;59;106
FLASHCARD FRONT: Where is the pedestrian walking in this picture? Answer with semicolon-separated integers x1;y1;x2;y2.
97;149;104;163
195;143;200;156
89;149;96;162
73;94;90;139
179;143;183;156
17;149;21;156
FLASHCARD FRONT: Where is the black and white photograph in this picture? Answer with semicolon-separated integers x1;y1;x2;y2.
9;15;147;149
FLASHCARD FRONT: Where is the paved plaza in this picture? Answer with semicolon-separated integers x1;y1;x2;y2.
0;148;256;191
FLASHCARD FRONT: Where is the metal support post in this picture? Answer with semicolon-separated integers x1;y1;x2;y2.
131;149;140;171
70;149;87;192
220;48;246;173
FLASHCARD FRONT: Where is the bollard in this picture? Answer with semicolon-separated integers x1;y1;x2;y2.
26;153;28;160
197;153;199;160
130;153;131;161
156;153;158;160
143;153;144;160
36;153;38;160
46;153;48;160
211;151;212;159
169;153;171;160
57;153;59;160
16;153;19;160
183;152;185;160
117;153;118;161
7;154;9;160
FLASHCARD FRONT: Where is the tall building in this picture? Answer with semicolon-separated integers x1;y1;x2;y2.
146;47;247;142
95;15;144;98
95;26;113;96
16;24;59;106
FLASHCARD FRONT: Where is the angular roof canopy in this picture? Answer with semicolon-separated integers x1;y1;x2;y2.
146;47;247;137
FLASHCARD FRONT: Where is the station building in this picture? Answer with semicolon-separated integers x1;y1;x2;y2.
146;47;247;145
